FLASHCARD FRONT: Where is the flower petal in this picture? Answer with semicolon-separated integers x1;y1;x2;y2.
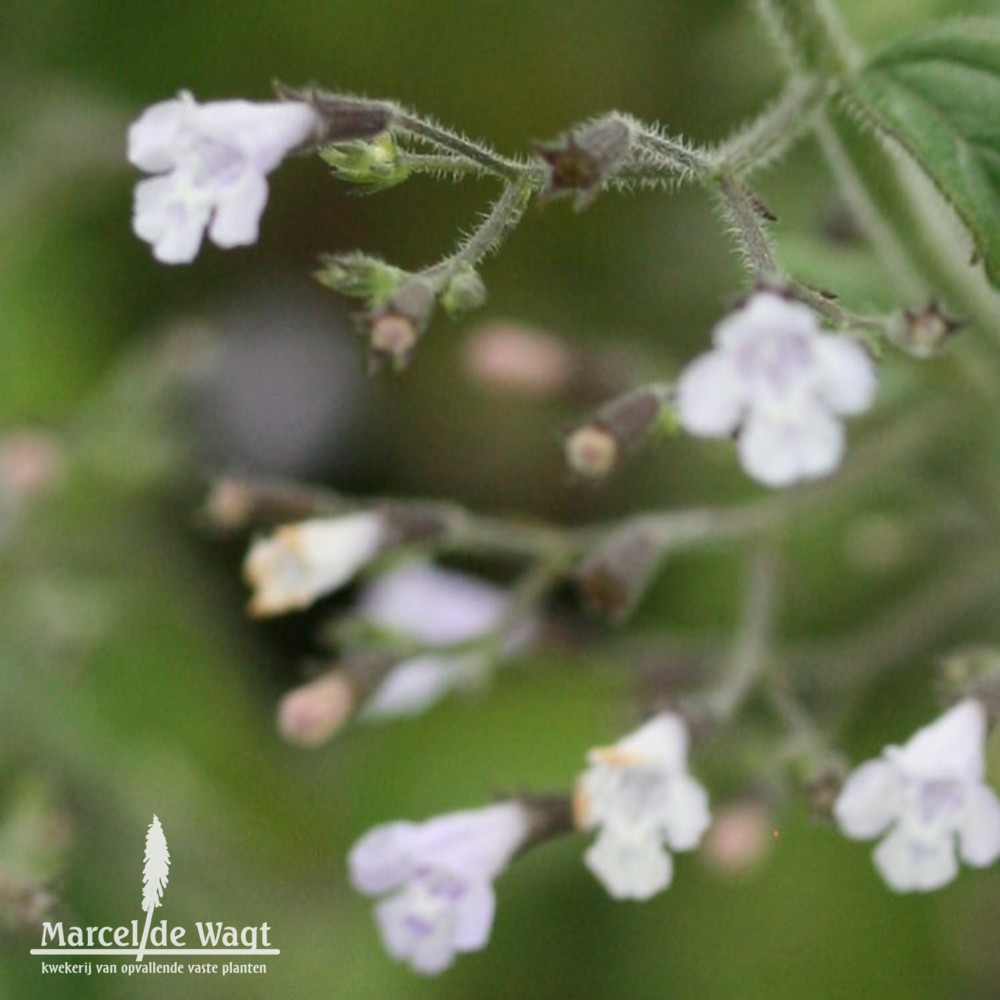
374;892;456;975
661;774;711;851
412;802;529;879
127;95;190;172
713;292;818;351
676;352;746;437
132;174;211;265
958;784;1000;867
585;829;673;900
451;880;496;951
738;408;844;487
359;563;507;645
361;656;454;720
611;713;688;771
194;99;318;173
896;699;987;783
348;822;419;895
814;334;878;415
872;826;958;892
834;759;902;840
244;512;384;616
208;169;269;248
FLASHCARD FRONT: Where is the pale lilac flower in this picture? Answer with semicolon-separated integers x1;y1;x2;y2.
349;801;530;975
835;699;1000;892
128;92;318;263
243;512;384;617
574;713;711;900
676;292;877;487
357;563;524;719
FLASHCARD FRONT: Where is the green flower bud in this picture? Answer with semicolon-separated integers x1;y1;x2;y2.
440;265;487;316
321;133;411;191
316;252;408;303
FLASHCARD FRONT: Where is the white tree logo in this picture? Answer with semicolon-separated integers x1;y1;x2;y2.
136;815;170;961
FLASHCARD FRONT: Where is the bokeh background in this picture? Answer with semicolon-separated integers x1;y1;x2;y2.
3;0;1000;997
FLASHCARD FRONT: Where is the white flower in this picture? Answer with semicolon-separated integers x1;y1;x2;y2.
243;512;384;617
835;699;1000;892
574;713;711;900
348;801;529;975
128;92;318;263
356;563;523;720
676;292;877;487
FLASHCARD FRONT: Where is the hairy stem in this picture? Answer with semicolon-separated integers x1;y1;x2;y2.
396;112;528;180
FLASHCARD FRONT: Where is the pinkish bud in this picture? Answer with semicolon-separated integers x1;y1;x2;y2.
277;672;357;747
0;431;65;501
463;323;576;398
700;799;774;875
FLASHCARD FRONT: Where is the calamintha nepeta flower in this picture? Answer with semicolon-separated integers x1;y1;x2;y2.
676;292;877;487
348;801;530;975
834;699;1000;892
128;92;318;263
243;512;384;617
575;713;711;900
357;563;525;720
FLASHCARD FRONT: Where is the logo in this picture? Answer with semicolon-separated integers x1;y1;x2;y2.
31;815;279;980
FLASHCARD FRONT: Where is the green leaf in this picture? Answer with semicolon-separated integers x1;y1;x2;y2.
846;18;1000;286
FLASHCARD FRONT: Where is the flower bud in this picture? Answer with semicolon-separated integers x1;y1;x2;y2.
360;280;436;371
565;387;665;479
274;84;396;142
576;519;666;621
535;114;635;209
277;672;357;747
0;431;65;503
565;425;619;479
244;511;385;616
463;323;576;398
889;297;966;358
316;252;407;302
440;265;487;316
203;478;332;532
320;133;411;191
700;798;774;876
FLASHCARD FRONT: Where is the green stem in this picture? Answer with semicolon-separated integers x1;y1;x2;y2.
705;544;779;721
395;112;527;180
755;0;858;77
631;127;713;180
424;174;535;287
712;76;827;175
715;171;779;278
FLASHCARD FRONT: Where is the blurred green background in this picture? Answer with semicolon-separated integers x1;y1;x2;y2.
3;0;1000;997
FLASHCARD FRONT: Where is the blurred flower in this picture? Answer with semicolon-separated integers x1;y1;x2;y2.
700;798;774;876
348;801;530;975
574;713;711;900
463;323;576;398
276;672;356;746
676;292;876;487
357;563;522;719
128;92;318;263
243;512;384;616
834;699;1000;892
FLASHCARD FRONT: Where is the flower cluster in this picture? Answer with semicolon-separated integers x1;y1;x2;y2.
834;699;1000;892
128;92;318;263
348;801;530;975
676;292;877;487
575;713;711;900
